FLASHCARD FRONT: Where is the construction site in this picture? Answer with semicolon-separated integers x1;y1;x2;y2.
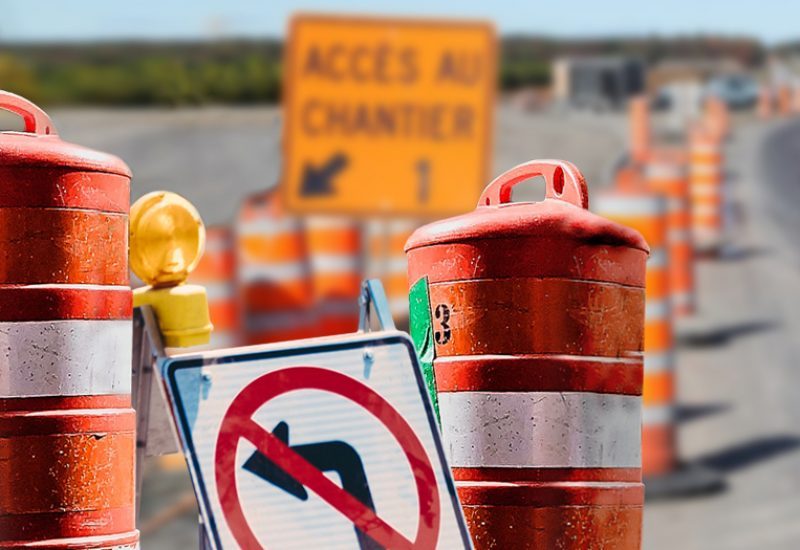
0;2;799;549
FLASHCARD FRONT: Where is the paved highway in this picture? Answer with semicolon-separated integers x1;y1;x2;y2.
644;116;800;549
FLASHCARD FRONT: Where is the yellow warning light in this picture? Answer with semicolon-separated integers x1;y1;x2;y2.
130;191;213;348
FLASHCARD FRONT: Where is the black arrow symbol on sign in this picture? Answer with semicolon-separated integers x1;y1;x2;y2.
243;421;383;550
300;153;348;197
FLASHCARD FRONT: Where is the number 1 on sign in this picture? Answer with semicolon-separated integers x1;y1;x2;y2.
417;159;430;204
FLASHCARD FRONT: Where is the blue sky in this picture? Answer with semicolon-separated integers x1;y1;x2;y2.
1;0;796;44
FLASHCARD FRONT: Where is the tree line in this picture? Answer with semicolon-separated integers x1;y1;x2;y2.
0;35;763;106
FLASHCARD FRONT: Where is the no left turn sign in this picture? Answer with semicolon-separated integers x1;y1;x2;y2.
161;333;470;549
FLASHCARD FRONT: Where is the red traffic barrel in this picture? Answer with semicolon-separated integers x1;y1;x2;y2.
406;160;647;549
0;92;137;548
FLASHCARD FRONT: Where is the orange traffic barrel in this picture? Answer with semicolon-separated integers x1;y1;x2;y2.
305;216;363;335
366;218;419;323
757;86;773;119
777;85;792;115
643;151;694;316
187;225;240;348
236;191;316;344
629;95;651;163
703;96;729;142
595;190;676;477
0;92;138;548
688;124;724;254
408;160;647;549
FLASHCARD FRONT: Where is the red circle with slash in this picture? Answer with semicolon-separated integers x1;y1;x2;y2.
214;366;441;549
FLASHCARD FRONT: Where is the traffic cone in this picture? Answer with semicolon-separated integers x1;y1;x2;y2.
757;86;773;119
596;188;724;499
187;225;241;348
688;124;725;255
643;150;695;316
236;191;317;344
306;216;363;335
629;95;651;164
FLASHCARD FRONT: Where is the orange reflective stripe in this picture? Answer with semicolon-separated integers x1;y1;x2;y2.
644;319;672;352
606;215;666;248
643;371;674;405
645;268;670;301
208;301;238;331
238;233;307;263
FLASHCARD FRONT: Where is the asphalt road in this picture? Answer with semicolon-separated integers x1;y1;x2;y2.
643;116;800;549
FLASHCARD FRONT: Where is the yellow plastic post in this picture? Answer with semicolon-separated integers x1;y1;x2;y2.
129;191;213;347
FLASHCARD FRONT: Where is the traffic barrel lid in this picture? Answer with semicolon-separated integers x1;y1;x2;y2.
0;90;130;177
405;159;649;254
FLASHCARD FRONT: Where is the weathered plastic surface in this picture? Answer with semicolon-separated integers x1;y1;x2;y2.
406;159;647;549
0;90;137;548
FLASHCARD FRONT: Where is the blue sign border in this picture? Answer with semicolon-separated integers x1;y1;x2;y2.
161;331;472;549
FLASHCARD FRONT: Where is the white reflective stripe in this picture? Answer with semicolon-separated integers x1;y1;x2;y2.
0;320;132;398
646;299;670;321
306;217;358;230
439;391;641;468
666;198;687;213
204;282;236;301
309;254;360;274
239;262;308;283
691;185;722;197
647;248;668;269
667;228;691;242
237;217;300;237
203;237;232;253
646;165;684;179
644;351;674;374
208;331;239;348
692;203;721;216
13;284;130;292
643;404;675;426
367;256;407;276
673;291;693;307
387;219;419;233
385;257;407;273
594;194;666;216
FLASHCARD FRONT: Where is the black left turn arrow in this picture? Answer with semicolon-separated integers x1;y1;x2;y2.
243;420;383;550
300;153;348;197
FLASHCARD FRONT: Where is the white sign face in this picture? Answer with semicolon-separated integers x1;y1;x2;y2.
161;332;471;549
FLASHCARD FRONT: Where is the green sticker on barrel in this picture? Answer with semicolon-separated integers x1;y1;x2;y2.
409;276;439;424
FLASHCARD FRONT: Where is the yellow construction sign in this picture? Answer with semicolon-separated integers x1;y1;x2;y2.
282;14;496;217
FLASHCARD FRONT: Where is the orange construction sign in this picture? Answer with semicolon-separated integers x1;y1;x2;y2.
282;14;496;217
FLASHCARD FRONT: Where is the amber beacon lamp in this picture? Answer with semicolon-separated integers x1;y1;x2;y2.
130;191;213;347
